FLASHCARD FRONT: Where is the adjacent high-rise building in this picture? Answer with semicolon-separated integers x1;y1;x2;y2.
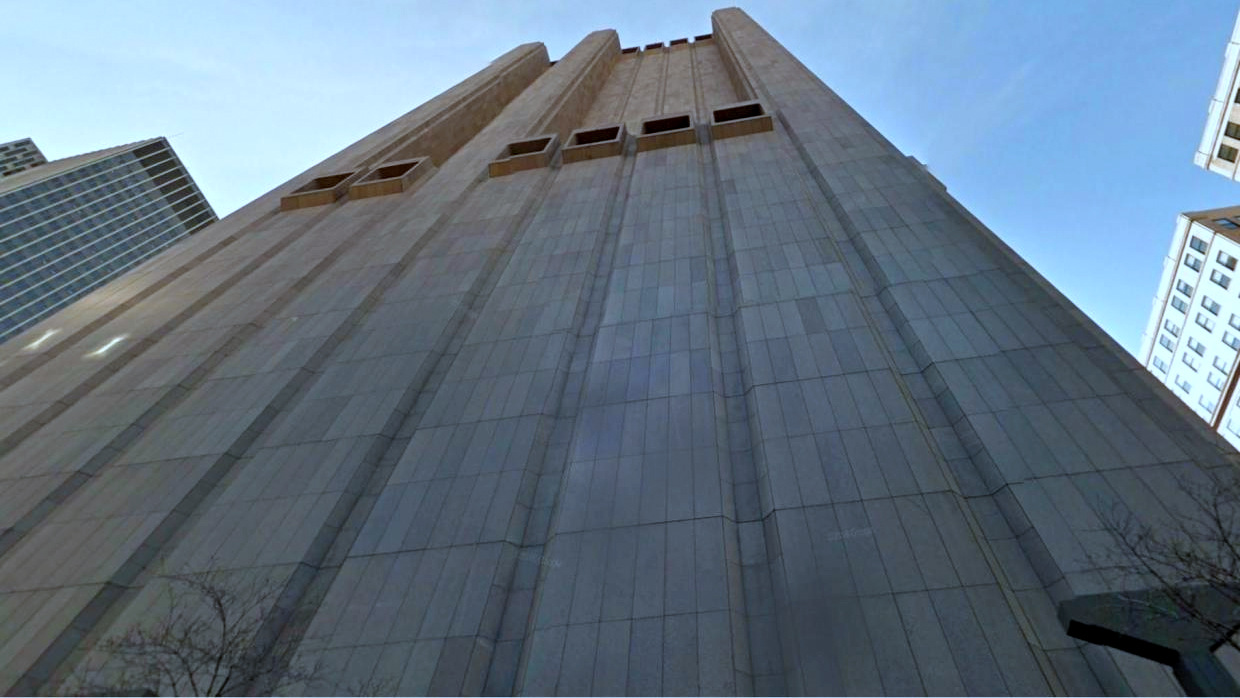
0;137;216;342
0;138;47;178
1197;10;1240;179
2;8;1238;696
1139;205;1240;448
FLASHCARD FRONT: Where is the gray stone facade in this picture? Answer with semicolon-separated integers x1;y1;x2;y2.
0;8;1233;696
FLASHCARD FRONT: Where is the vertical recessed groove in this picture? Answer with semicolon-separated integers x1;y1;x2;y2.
655;47;670;114
0;212;271;392
0;202;395;563
713;13;1067;692
241;165;561;696
504;150;637;695
0;206;335;459
778;105;1068;696
613;53;644;127
239;36;624;695
699;132;763;692
9;196;433;695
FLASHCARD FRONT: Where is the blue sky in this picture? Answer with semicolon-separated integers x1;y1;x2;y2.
5;0;1240;355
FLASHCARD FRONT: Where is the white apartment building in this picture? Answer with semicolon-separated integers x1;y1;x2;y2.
1140;206;1240;447
1197;10;1240;179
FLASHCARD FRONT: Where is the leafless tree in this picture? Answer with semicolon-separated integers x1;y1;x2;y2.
1099;467;1240;654
59;569;314;696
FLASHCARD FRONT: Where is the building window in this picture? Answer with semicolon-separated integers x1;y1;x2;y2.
1165;319;1181;337
1184;353;1202;371
1153;356;1169;373
1160;334;1176;351
1197;313;1217;332
1220;144;1239;162
1217;218;1240;230
1177;279;1195;296
1172;296;1189;313
1191;236;1209;253
1215;354;1232;372
1200;394;1219;412
1228;122;1240;139
1188;336;1207;355
1212;269;1232;289
1220;251;1239;270
1227;331;1240;351
1185;254;1203;271
1209;370;1228;389
1175;374;1193;393
1204;296;1222;315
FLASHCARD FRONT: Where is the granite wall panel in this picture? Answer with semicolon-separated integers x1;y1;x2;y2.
0;8;1230;697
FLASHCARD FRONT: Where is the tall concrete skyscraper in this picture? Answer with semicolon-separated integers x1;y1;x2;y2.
2;8;1238;696
0;137;215;342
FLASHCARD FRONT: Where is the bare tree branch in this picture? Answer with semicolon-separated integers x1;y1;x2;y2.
59;569;322;697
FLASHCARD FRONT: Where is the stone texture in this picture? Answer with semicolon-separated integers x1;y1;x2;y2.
0;8;1224;697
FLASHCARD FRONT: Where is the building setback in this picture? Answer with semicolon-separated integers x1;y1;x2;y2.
0;137;216;342
0;7;1238;696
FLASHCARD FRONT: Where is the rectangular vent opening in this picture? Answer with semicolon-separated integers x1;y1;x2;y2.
564;124;626;163
489;133;559;177
508;137;552;157
709;100;774;141
643;114;691;135
694;33;713;41
669;38;689;46
296;172;353;193
645;42;665;50
282;170;358;210
573;126;621;146
621;46;640;54
351;157;430;200
714;102;765;123
369;160;420;181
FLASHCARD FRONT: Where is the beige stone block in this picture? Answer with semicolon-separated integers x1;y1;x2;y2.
349;157;432;200
710;100;774;141
487;134;560;177
635;113;697;152
562;124;627;164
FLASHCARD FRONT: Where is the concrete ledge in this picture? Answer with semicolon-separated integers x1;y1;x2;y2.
563;124;626;163
349;157;431;200
488;134;559;177
636;113;697;152
710;99;774;141
280;171;360;211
